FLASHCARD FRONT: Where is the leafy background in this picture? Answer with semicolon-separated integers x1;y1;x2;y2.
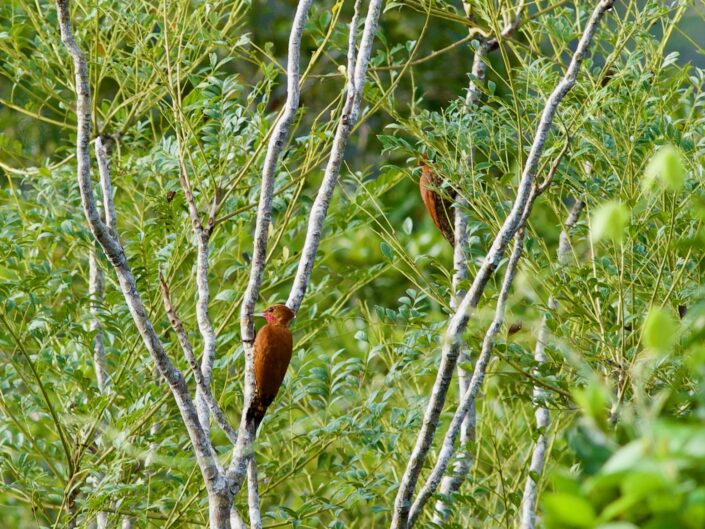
1;1;705;528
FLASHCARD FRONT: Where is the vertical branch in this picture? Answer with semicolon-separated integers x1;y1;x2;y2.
56;0;223;499
240;0;314;340
390;2;614;527
247;459;262;529
408;226;528;528
227;0;315;509
89;250;109;393
176;159;218;437
286;0;384;313
95;138;118;238
436;2;526;518
519;199;583;529
88;249;109;529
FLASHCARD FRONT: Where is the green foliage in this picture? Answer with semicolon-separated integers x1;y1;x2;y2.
544;341;705;529
642;307;678;354
590;202;630;244
643;144;687;193
1;1;705;528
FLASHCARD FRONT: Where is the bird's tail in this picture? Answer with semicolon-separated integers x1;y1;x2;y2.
245;399;267;432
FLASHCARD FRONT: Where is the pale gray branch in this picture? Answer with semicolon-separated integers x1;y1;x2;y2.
240;0;314;339
408;227;527;528
518;199;583;529
346;0;363;81
434;38;489;522
89;250;109;393
176;160;219;438
390;2;614;526
56;0;223;497
160;274;238;447
227;0;315;513
95;138;118;239
286;0;383;313
230;508;247;529
247;458;262;529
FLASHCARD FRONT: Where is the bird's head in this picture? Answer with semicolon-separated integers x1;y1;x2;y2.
258;304;295;327
417;152;430;167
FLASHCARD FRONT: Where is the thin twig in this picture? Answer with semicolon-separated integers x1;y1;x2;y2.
159;274;238;446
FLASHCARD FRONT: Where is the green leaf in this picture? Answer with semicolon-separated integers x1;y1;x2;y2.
590;201;630;243
642;307;678;354
573;381;610;430
402;217;413;235
380;241;393;259
543;493;596;527
214;289;237;303
644;144;686;192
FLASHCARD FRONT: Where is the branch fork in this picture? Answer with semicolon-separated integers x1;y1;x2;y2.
391;2;615;527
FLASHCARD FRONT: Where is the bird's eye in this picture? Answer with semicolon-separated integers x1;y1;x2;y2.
267;307;273;312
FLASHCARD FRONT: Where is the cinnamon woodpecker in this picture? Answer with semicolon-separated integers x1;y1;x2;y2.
419;158;524;334
247;304;295;431
419;157;456;246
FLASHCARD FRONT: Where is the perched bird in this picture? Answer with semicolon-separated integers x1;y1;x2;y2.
247;304;295;431
419;157;456;246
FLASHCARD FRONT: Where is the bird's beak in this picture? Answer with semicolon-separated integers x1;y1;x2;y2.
253;312;265;318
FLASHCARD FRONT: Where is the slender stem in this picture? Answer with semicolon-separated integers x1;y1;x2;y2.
160;275;238;447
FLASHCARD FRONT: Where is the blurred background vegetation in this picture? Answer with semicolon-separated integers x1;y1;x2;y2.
1;1;705;528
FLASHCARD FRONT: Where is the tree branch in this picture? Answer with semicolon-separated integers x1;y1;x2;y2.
247;458;262;529
286;0;384;313
89;250;109;393
224;0;315;514
436;2;527;517
240;0;314;339
175;157;219;437
95;137;118;239
409;226;528;527
390;2;614;527
159;274;238;447
56;0;222;492
518;198;583;529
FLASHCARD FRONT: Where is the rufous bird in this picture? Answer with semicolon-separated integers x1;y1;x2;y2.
247;304;295;431
419;158;524;334
419;156;456;246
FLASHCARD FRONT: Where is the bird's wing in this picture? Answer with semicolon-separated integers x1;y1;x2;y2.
253;325;293;408
420;166;455;245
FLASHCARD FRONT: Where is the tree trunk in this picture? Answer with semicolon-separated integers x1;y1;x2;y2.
209;491;234;529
